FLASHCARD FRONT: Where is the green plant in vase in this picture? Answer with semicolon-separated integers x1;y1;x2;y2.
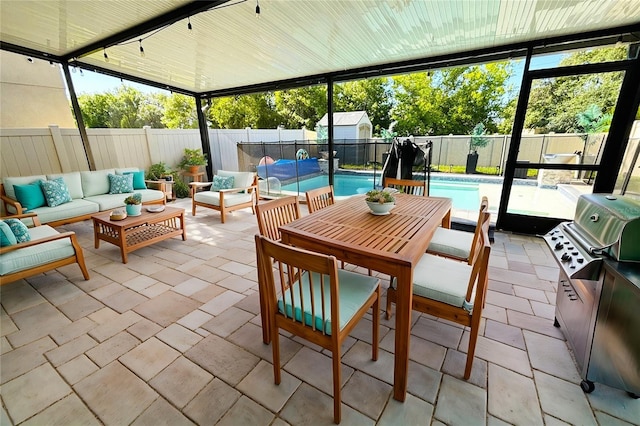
178;148;207;173
124;193;142;216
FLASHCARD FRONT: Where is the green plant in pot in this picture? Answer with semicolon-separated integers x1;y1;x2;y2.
365;189;395;215
124;193;142;216
178;148;207;173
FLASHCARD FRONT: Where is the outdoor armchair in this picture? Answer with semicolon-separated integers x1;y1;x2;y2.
190;170;258;223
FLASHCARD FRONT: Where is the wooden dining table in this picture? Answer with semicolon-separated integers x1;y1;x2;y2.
278;193;452;402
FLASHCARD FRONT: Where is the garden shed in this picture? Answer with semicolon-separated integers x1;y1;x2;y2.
317;111;372;141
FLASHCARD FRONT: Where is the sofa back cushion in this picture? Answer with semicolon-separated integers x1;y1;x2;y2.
81;169;115;197
13;182;46;211
217;170;254;189
47;172;83;199
3;175;47;200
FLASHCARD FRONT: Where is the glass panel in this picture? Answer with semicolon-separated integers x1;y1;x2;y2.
530;43;633;71
614;106;640;198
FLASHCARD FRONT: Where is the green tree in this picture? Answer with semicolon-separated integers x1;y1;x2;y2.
274;86;327;129
333;78;393;136
209;94;280;129
524;46;626;133
162;94;197;129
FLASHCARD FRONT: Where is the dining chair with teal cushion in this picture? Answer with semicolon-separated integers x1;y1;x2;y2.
386;212;491;380
427;196;489;264
255;234;380;424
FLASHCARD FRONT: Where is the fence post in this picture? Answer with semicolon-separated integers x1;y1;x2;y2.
49;125;73;173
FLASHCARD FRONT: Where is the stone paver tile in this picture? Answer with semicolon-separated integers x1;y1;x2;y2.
0;336;56;384
156;323;203;352
123;257;166;276
21;394;100;426
534;265;560;281
73;271;113;293
93;262;139;283
507;260;536;274
237;360;301;413
1;311;18;337
171;277;209;296
150;268;192;286
228;323;301;364
459;332;531;377
378;393;434;426
512;285;547;303
149;356;212;409
441;349;487;389
233;291;261;315
187;244;224;260
56;354;99;385
283;346;352;395
280;383;373;425
134;291;201;327
177;309;213;330
342;341;395;386
2;363;72;424
33;280;85;306
154;249;194;265
49;317;96;345
488;279;514;295
523;330;580;383
101;287;148;313
89;310;142;342
488;254;509;269
506;253;531;264
45;334;97;367
380;330;445;371
199;290;245;315
594;411;636;426
74;361;157;425
7;302;71;347
216;274;257;293
0;281;47;314
141;282;172;298
530;300;555;319
1;336;11;355
489;267;551;291
342;370;392;419
119;337;180;381
219;260;254;276
184;264;231;284
482;303;507;323
201;306;254;337
86;331;139;367
488;415;514;426
127;318;163;341
190;283;227;304
587;383;640;425
544;414;572;425
217;395;275;426
506;309;564;340
406;360;442;403
87;306;119;324
122;275;158;292
88;282;122;301
487;364;543;426
411;317;463;349
534;370;597;426
485;290;533;314
132;398;195;426
183;378;240;426
484;319;526;350
185;334;259;386
434;375;486;426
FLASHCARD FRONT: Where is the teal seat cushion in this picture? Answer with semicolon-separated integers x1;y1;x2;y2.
123;171;147;190
0;225;75;276
277;269;378;335
392;253;474;310
13;182;46;211
3;218;31;243
0;221;18;246
194;191;252;207
212;175;234;191
40;177;72;207
427;227;474;260
108;173;134;194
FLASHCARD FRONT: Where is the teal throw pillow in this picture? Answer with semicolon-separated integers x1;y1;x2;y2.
0;220;18;246
40;177;72;207
108;173;134;194
211;175;234;192
13;181;46;211
4;219;31;243
124;171;147;190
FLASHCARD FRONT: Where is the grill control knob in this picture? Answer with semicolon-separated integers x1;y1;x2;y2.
555;242;564;250
572;251;578;255
551;236;557;240
577;258;584;263
561;253;572;262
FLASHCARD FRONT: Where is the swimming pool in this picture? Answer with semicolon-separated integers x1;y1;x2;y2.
281;174;481;211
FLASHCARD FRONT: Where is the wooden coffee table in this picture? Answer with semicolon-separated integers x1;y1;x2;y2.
92;206;186;263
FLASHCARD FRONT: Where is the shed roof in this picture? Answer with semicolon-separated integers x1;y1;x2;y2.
318;111;370;127
1;1;639;97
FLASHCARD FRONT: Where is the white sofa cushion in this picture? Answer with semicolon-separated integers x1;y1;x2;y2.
46;172;83;199
29;199;99;224
217;170;254;189
81;169;115;197
3;175;47;201
0;225;75;276
84;189;164;211
194;191;252;207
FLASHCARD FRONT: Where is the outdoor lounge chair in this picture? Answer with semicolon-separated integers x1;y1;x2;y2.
0;213;89;284
190;170;258;223
255;234;380;423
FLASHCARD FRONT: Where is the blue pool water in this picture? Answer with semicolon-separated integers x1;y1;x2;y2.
281;174;481;211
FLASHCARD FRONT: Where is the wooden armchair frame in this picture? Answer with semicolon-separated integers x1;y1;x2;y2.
0;213;89;285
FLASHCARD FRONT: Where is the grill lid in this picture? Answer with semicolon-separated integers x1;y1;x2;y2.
573;194;640;262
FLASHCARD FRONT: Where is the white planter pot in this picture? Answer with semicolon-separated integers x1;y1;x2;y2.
366;200;395;215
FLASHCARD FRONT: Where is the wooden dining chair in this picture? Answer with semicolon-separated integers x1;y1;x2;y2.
255;196;301;241
383;177;427;196
427;196;489;264
386;212;491;380
255;234;380;424
305;185;335;214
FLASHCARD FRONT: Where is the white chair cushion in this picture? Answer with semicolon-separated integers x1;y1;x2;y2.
392;253;474;310
194;191;252;207
81;169;115;197
0;225;75;276
217;170;254;189
427;227;474;260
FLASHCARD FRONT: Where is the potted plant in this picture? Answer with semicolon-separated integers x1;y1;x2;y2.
124;193;142;216
467;123;489;174
365;189;395;215
178;148;207;173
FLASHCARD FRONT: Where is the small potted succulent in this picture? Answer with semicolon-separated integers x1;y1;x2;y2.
178;148;208;173
124;193;142;216
365;189;395;215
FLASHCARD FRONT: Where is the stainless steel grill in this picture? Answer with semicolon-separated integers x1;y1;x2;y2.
542;194;640;398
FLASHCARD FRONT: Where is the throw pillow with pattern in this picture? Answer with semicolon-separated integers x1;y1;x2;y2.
211;175;234;192
4;218;31;243
108;173;134;194
40;177;72;207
